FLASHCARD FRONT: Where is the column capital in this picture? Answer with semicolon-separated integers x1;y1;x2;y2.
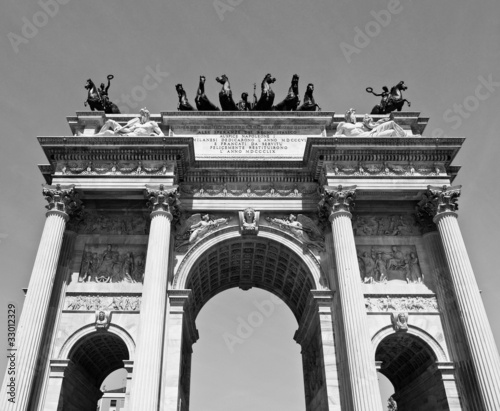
319;184;356;220
416;185;461;224
42;184;82;217
144;184;180;218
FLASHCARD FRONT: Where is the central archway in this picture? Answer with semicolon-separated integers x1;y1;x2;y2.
165;233;337;411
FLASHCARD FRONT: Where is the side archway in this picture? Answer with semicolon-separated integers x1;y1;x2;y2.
54;326;133;411
374;328;455;411
58;323;136;360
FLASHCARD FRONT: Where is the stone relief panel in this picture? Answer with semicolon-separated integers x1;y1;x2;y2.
353;214;422;236
179;182;319;198
265;214;325;252
78;244;147;283
65;295;141;311
67;210;150;235
357;245;423;284
175;213;232;252
365;296;438;312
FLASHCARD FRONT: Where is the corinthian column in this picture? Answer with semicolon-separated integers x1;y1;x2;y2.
1;184;80;411
321;185;383;411
425;185;500;410
129;184;179;411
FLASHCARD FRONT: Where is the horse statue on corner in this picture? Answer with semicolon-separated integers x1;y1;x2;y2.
215;74;238;111
273;74;300;111
253;73;276;111
175;84;195;111
195;76;219;111
368;81;411;114
297;83;321;111
84;75;120;113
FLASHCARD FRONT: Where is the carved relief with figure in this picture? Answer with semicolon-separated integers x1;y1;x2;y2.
357;245;423;284
79;244;147;283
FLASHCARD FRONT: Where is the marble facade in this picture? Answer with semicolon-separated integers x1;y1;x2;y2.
2;110;500;411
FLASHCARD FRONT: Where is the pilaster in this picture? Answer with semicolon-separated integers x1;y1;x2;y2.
160;290;197;411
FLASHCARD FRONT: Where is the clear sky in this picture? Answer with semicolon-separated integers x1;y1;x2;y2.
1;0;499;409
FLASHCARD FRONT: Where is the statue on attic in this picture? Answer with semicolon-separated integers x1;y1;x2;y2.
273;74;300;111
237;84;257;111
195;75;220;111
216;74;238;111
84;75;120;114
176;84;196;111
335;108;407;137
297;83;321;111
95;108;164;137
253;73;276;111
367;81;411;114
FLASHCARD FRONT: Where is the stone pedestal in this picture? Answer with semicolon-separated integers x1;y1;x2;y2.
322;185;382;411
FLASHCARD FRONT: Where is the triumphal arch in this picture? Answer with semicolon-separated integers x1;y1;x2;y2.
3;107;500;411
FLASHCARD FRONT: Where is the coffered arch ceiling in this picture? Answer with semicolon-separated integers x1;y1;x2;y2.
185;238;317;322
68;331;129;386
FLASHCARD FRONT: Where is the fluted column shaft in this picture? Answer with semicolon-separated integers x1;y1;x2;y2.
329;211;383;411
1;210;68;411
129;209;172;411
424;231;481;410
435;211;500;409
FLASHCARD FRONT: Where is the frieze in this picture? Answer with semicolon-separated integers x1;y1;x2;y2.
56;161;174;176
67;211;149;235
353;214;421;236
365;296;438;312
357;245;423;283
78;244;147;283
65;295;141;311
325;162;445;177
179;183;319;198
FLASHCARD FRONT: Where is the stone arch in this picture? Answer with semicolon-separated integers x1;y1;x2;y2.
167;228;333;411
58;323;136;360
374;328;452;411
56;329;131;411
371;324;448;363
174;228;326;322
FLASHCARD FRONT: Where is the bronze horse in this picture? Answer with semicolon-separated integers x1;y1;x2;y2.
175;84;195;111
195;76;219;111
84;76;120;113
297;83;321;111
253;73;276;111
215;74;238;111
273;74;300;111
368;81;411;114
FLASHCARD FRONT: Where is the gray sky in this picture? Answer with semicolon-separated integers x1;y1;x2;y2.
1;0;500;409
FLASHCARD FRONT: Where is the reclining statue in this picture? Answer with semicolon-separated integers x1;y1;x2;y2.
95;108;164;137
335;108;407;137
